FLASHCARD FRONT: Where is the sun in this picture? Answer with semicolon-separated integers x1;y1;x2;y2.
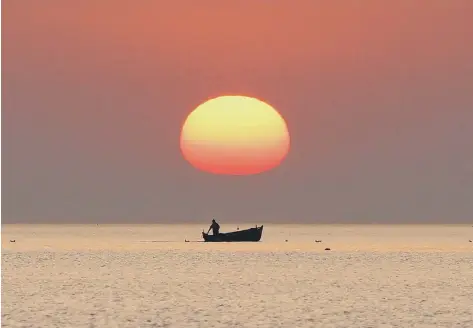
180;95;290;175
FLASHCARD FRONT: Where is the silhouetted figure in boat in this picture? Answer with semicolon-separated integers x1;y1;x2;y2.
207;219;220;236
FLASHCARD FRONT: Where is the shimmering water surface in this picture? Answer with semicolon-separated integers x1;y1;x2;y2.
2;224;473;327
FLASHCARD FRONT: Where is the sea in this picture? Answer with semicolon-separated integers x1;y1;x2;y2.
2;224;473;328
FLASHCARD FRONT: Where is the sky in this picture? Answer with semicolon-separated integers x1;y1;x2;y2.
2;0;473;223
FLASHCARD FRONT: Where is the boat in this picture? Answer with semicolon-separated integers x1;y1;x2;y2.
202;225;263;242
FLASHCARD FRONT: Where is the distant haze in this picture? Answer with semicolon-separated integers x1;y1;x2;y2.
2;1;473;223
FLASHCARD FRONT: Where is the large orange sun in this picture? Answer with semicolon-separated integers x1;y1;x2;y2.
180;95;290;175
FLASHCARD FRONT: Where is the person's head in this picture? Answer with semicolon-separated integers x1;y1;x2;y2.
212;219;216;223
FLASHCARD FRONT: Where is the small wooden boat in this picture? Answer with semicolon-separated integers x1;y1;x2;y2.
202;225;263;242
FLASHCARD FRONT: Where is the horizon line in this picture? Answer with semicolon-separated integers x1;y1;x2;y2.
1;221;471;225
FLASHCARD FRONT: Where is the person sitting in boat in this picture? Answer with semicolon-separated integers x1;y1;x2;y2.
207;219;220;235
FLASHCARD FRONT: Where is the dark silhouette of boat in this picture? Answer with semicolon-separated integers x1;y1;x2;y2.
202;225;263;242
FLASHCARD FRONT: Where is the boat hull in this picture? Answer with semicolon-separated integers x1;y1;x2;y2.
202;225;263;242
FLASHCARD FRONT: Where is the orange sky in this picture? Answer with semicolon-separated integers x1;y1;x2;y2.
2;1;473;222
6;1;472;80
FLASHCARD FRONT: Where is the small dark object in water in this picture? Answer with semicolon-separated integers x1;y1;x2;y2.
185;239;189;242
469;240;472;243
10;240;16;243
285;239;288;242
325;247;331;251
315;240;322;243
202;225;263;242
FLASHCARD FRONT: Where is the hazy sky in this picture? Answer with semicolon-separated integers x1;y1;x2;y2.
2;1;473;223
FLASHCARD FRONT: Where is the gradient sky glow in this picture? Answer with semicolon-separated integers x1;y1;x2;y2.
2;0;473;223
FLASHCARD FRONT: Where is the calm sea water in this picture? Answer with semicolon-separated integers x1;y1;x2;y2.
2;224;473;327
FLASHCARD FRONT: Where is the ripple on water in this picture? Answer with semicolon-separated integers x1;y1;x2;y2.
2;250;473;328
